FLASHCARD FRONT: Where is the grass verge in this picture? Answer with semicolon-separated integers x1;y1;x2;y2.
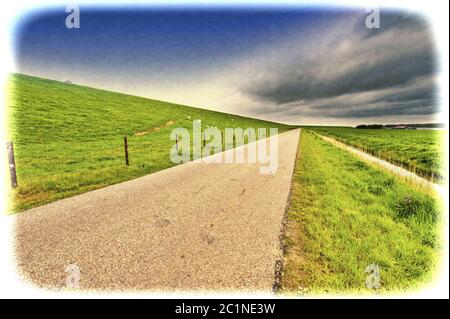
309;126;446;181
281;131;441;294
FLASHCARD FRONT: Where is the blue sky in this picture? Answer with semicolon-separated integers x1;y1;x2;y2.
17;8;333;75
14;6;439;125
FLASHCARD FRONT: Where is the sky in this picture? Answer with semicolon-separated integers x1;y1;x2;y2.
14;5;441;125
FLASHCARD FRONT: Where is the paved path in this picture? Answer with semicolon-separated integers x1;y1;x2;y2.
14;129;301;292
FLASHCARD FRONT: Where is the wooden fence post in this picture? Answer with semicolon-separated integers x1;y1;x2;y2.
6;141;18;188
124;137;129;166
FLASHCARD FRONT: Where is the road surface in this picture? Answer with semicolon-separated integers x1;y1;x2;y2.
14;129;301;292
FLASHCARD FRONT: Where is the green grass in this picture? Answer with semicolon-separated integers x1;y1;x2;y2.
309;126;446;181
281;131;441;294
8;73;292;212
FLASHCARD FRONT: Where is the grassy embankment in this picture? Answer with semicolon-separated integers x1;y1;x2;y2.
8;73;292;212
281;131;441;294
310;127;446;181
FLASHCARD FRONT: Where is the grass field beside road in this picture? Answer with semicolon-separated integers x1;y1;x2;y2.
7;73;292;212
310;126;446;181
281;131;441;294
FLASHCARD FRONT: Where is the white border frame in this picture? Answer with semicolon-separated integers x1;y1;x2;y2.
0;0;448;299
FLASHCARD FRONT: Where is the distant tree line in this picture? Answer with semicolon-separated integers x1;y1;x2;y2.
356;123;444;129
356;124;383;129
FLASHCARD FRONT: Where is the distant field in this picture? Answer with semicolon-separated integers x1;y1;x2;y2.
282;131;440;293
8;74;292;212
309;127;446;181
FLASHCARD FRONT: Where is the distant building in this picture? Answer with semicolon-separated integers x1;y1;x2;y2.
392;125;407;129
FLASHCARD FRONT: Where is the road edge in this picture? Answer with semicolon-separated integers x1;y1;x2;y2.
272;128;302;293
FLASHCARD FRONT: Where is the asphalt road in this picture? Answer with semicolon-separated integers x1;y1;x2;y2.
14;128;301;292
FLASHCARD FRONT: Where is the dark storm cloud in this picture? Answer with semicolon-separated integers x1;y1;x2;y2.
356;11;429;38
243;12;438;119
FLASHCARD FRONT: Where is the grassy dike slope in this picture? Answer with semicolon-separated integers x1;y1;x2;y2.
281;131;441;293
8;74;292;212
